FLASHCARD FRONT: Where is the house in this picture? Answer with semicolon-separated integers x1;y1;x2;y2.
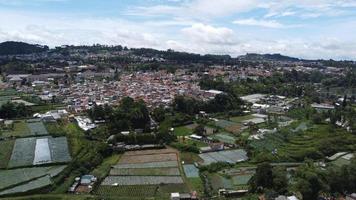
275;195;299;200
311;103;335;111
200;143;224;153
170;192;197;200
80;175;96;185
346;193;356;200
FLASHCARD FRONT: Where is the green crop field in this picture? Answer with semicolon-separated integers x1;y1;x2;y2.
0;175;52;196
1;121;30;138
249;122;356;162
0;166;66;190
0;140;15;168
95;184;188;199
110;167;180;176
95;185;157;198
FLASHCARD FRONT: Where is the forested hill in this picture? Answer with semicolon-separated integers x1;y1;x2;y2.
238;53;301;62
0;41;49;55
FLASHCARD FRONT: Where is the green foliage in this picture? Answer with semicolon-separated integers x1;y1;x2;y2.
0;41;48;55
0;102;32;119
152;106;166;122
249;163;288;195
200;162;233;173
108;97;150;133
170;142;200;153
172;94;244;115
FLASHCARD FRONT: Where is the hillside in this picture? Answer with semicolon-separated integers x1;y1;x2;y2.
0;41;49;55
238;53;301;62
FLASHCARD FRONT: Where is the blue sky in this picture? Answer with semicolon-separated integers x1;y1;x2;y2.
0;0;355;59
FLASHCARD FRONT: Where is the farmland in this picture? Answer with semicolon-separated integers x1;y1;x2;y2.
96;148;190;199
199;149;248;165
27;119;48;136
101;176;184;185
248;121;356;162
0;175;52;196
7;136;71;168
1;119;48;138
1;121;30;138
0;140;14;168
110;167;180;176
0;165;66;195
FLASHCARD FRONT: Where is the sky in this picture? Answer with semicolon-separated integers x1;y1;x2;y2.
0;0;356;60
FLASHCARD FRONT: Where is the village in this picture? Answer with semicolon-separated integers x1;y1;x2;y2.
0;43;355;200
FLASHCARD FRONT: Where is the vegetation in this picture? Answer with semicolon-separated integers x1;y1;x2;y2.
0;41;48;56
0;102;32;119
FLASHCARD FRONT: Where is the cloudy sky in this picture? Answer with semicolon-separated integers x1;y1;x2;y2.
0;0;355;60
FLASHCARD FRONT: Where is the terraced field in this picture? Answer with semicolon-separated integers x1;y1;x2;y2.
249;123;356;161
96;148;189;199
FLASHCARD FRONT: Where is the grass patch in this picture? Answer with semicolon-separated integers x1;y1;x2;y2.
174;126;193;136
0;140;15;168
180;152;203;164
91;154;121;179
229;115;254;123
187;177;204;194
0;194;96;200
95;184;188;199
1;121;30;138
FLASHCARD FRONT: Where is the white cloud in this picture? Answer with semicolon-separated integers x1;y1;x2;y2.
0;8;355;60
181;23;236;45
233;18;285;28
126;0;259;20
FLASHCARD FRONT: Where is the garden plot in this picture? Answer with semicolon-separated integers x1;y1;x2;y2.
101;176;184;186
215;120;237;129
110;167;180;176
199;149;248;165
27;120;48;136
1;121;31;138
124;148;177;156
0;140;14;169
0;175;52;196
211;133;237;144
8;136;71;168
8;137;36;168
113;161;178;169
119;153;177;164
0;165;66;191
95;184;189;199
183;164;199;178
33;138;51;165
99;148;188;196
49;137;72;163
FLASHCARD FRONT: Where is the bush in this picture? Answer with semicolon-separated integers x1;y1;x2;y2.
170;142;199;153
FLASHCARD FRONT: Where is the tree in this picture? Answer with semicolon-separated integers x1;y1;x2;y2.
152;106;166;122
249;162;273;191
194;124;206;137
272;166;288;194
